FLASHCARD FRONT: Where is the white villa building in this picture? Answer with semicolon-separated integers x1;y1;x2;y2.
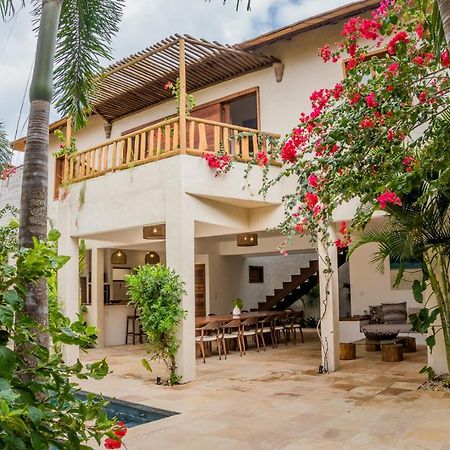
1;0;446;381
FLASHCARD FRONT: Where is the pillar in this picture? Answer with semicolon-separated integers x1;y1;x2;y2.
318;226;340;373
91;247;105;348
57;207;80;365
165;180;196;382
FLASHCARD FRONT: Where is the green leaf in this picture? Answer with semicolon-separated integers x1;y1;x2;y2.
426;335;436;352
28;406;43;425
412;279;424;303
141;358;153;373
0;347;16;378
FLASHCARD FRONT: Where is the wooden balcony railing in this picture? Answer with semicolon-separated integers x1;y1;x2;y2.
63;116;280;184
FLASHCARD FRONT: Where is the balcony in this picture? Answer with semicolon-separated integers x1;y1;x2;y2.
62;116;280;184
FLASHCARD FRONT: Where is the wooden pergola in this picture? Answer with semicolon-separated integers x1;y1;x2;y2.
91;34;279;123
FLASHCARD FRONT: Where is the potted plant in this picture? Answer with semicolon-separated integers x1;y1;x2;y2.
232;298;244;317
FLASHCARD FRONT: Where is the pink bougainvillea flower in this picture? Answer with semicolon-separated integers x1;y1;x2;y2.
387;129;395;142
416;24;424;39
163;81;173;90
413;55;424;66
305;192;319;210
256;151;269;167
308;173;319;188
365;92;378;108
387;31;409;55
360;118;375;128
441;50;450;67
332;83;344;99
359;18;381;40
319;44;332;62
335;237;352;249
281;141;298;163
376;191;402;209
387;62;399;74
402;155;415;172
349;92;361;106
346;58;358;70
418;91;428;103
339;221;348;235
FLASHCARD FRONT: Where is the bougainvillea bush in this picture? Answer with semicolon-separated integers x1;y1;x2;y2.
256;0;450;372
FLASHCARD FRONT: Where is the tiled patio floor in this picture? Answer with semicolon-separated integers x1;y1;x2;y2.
79;330;450;449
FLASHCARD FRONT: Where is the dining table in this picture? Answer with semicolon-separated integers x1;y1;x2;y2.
195;310;279;327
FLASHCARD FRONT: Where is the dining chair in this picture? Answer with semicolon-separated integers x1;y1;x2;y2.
272;311;289;347
221;319;243;358
284;311;304;344
240;316;261;353
195;321;222;363
257;314;276;350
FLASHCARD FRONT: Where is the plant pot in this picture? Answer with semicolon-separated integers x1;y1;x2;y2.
232;306;241;318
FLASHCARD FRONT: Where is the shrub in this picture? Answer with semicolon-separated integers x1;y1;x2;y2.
126;264;186;384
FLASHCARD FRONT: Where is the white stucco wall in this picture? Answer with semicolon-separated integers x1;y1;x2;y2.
349;242;416;315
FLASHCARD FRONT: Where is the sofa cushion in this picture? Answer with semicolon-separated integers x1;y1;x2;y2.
369;305;384;324
382;302;407;324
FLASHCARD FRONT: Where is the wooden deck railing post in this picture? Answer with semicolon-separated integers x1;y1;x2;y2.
63;117;72;182
179;37;187;154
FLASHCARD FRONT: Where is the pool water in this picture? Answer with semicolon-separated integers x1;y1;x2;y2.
76;392;178;428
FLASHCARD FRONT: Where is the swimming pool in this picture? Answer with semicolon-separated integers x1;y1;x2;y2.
76;392;178;428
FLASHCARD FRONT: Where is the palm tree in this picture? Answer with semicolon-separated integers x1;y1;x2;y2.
0;121;12;169
0;0;124;349
436;0;450;49
352;187;450;372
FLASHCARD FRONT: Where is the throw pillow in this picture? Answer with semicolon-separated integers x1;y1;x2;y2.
369;305;384;324
382;302;407;324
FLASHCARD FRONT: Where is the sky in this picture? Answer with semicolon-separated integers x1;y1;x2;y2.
0;0;355;144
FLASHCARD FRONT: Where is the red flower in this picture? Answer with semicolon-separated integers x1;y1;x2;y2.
164;81;173;91
413;56;424;66
349;92;361;106
359;18;381;40
387;31;409;55
365;92;378;108
387;62;399;74
402;155;415;172
418;91;428;103
346;58;358;70
441;50;450;67
304;192;318;210
281;141;298;163
332;83;344;99
387;129;395;142
308;173;318;188
319;44;331;62
360;118;375;128
342;17;360;38
339;221;348;235
104;437;122;449
335;237;352;249
386;85;395;92
256;151;268;167
416;24;424;39
113;421;127;439
376;191;402;209
348;42;358;57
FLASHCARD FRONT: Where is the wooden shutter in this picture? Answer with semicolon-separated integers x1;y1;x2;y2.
195;264;206;317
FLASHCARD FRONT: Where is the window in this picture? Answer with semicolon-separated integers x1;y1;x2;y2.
249;266;264;283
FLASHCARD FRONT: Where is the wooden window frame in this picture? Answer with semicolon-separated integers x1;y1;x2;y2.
121;86;261;136
249;265;264;284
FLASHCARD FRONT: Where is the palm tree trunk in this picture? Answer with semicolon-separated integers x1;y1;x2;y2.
437;0;450;50
19;0;61;353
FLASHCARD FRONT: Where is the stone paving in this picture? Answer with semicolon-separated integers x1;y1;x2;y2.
79;330;450;450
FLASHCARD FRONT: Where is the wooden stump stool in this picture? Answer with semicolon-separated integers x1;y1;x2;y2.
340;343;356;360
382;343;403;362
396;336;417;353
365;341;381;352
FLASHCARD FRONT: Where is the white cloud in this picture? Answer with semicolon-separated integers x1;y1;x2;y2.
0;0;352;140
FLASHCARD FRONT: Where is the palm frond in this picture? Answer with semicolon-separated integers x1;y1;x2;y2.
53;0;124;130
208;0;251;11
431;0;446;57
0;0;25;20
0;121;12;168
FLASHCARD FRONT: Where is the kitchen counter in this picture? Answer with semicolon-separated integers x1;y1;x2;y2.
104;303;136;346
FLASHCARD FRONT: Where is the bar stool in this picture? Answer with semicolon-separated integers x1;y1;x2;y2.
125;309;144;345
